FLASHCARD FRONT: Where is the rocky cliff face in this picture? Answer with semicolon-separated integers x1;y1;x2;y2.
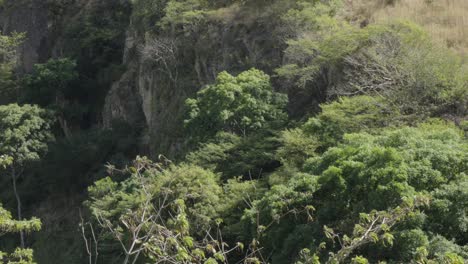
0;0;158;153
0;0;49;73
102;21;191;156
0;0;95;71
2;0;327;158
101;4;293;157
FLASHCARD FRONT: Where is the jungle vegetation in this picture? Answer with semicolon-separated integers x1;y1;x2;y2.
0;0;467;263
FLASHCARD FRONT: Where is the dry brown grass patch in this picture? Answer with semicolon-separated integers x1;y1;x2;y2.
343;0;468;57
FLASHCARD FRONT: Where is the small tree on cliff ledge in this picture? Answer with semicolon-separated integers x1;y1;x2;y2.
185;68;288;142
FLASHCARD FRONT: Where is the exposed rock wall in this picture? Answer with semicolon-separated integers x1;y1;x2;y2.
0;0;98;73
102;23;188;157
1;0;328;158
101;6;292;157
0;0;49;73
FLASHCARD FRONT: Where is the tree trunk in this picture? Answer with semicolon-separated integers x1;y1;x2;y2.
58;115;72;140
123;254;130;264
11;165;25;248
56;93;72;139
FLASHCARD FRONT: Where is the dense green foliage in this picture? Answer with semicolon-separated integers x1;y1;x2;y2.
0;156;41;264
0;32;24;104
85;120;468;263
0;104;54;164
278;18;467;117
21;58;78;107
185;69;288;141
0;203;40;264
0;0;466;263
0;104;53;256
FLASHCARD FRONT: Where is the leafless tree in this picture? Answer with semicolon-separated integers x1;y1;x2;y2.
80;210;99;264
139;37;179;87
328;34;407;100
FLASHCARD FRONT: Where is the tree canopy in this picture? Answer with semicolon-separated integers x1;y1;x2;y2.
0;104;54;165
0;0;467;263
0;32;24;104
185;68;288;141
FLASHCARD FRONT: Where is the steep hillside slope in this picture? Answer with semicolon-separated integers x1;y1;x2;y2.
0;0;49;73
345;0;468;56
0;0;466;263
102;1;328;157
3;0;466;157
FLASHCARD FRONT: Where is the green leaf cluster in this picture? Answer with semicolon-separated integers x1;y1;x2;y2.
0;104;54;164
0;205;41;264
185;68;288;141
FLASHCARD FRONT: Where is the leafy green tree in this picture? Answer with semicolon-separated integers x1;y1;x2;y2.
88;158;223;233
0;205;41;264
0;155;41;264
86;157;259;263
413;246;465;264
21;58;78;107
21;58;78;138
304;122;465;217
0;104;53;247
185;69;288;142
276;3;362;90
322;196;430;264
239;121;466;263
277;18;467;117
158;0;208;32
242;171;318;263
302;95;407;149
276;128;319;168
427;175;468;245
2;0;466;263
296;196;451;263
427;235;468;261
307;123;466;262
187;130;282;180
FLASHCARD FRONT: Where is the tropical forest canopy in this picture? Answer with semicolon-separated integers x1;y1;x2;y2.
0;0;467;263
